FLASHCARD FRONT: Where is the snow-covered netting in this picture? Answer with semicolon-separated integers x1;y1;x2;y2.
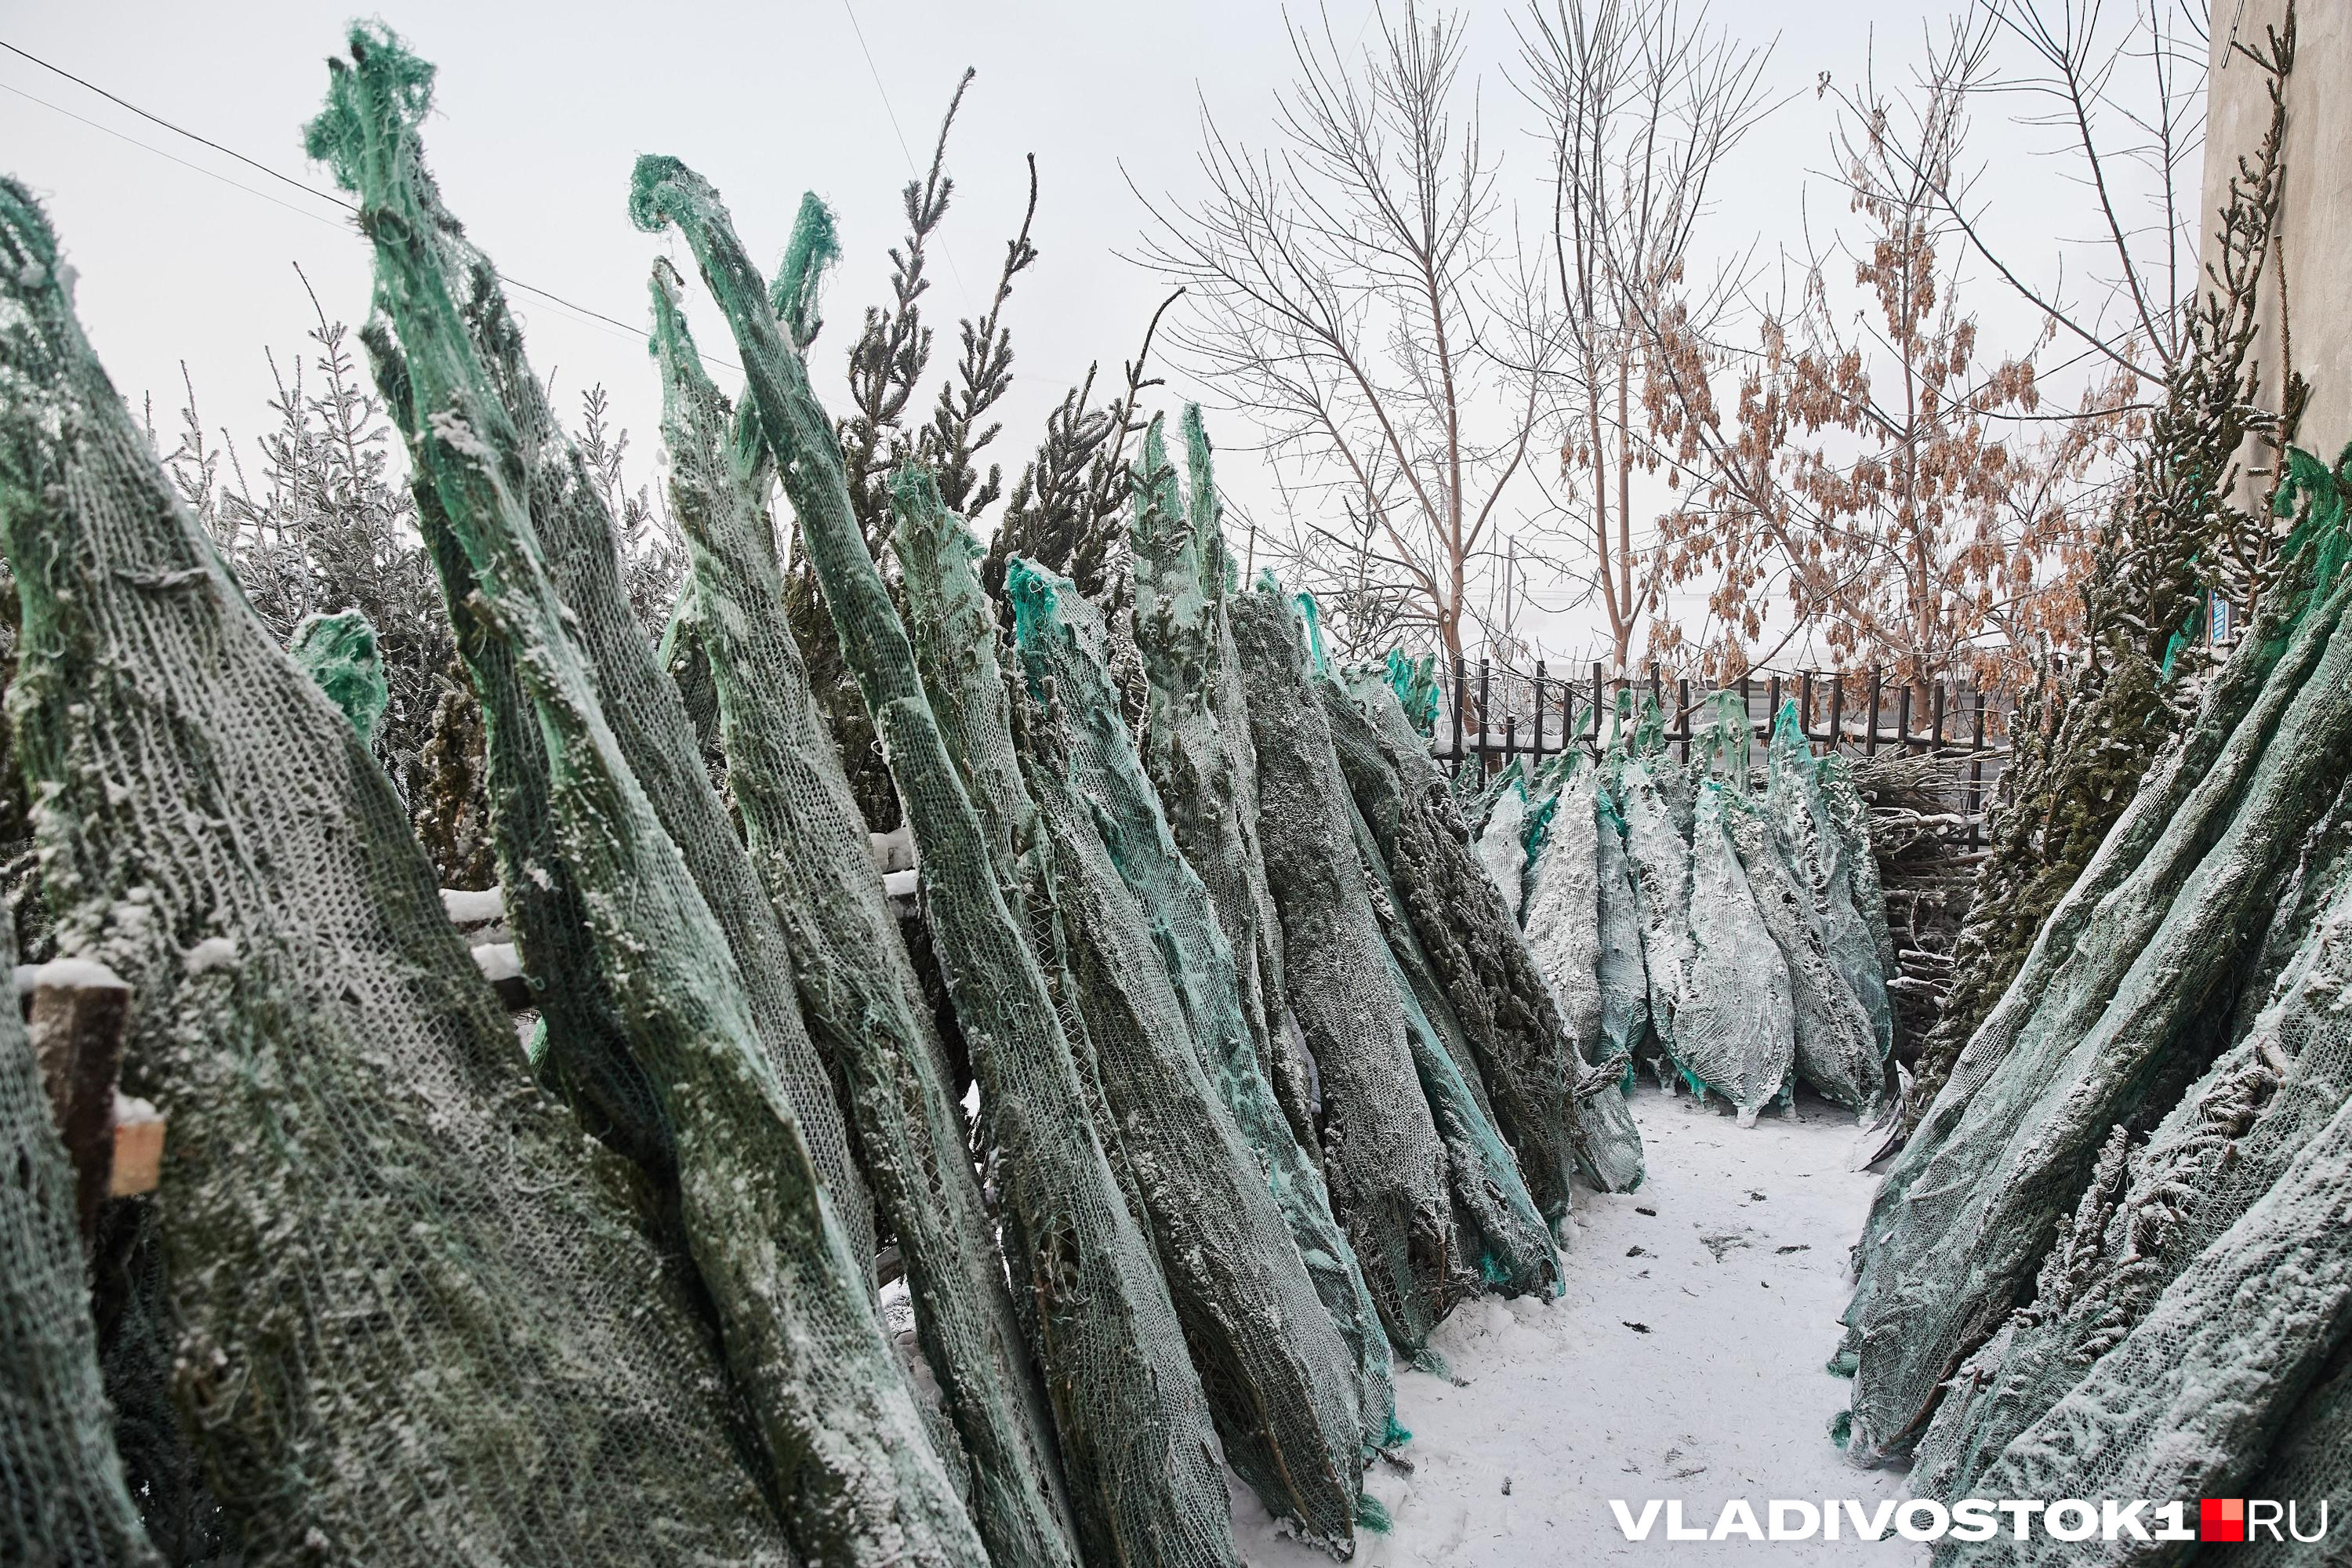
0;169;800;1566
1839;439;2352;1470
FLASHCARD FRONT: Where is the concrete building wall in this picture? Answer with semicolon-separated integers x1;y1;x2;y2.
2202;0;2352;470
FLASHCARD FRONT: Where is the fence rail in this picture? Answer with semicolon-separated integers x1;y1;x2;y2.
1427;659;2012;848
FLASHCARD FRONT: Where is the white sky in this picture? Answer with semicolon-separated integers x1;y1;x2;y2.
0;0;2181;664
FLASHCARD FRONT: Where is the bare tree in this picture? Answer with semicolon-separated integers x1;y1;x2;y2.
1608;18;2139;690
1516;0;1773;675
1140;2;1559;666
1931;0;2212;390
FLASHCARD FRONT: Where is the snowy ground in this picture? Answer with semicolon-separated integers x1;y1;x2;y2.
1232;1083;1926;1566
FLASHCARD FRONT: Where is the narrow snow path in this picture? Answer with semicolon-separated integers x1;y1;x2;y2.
1232;1083;1924;1565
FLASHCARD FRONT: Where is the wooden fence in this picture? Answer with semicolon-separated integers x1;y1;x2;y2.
1427;659;2013;848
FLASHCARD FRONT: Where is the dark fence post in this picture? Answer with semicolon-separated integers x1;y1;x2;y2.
1799;670;1817;747
1828;673;1845;753
1767;674;1784;733
1590;660;1605;750
1866;668;1883;756
1969;689;1988;850
1451;655;1466;781
1477;657;1492;779
1532;659;1547;768
1931;681;1947;752
1897;683;1915;753
1675;677;1691;763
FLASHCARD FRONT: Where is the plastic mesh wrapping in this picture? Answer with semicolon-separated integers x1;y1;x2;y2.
1522;760;1646;1191
1948;1086;2352;1566
0;173;798;1566
1675;782;1795;1126
310;34;874;1270
927;543;1367;1549
1127;412;1318;1155
1;932;158;1568
2241;1344;2350;1568
1007;556;1398;1458
1839;488;2352;1466
1723;786;1880;1115
652;273;1081;1568
1616;753;1695;1084
286;609;390;745
1230;586;1457;1355
1342;789;1561;1298
318;51;985;1565
1474;770;1531;920
1763;707;1893;1064
1595;789;1653;1069
1912;811;2352;1509
633;159;1243;1568
1323;667;1581;1226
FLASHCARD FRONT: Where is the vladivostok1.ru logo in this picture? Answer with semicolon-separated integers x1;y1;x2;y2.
2201;1497;2332;1544
1608;1497;2329;1545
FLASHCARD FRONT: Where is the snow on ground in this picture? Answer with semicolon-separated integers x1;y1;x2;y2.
1232;1083;1925;1566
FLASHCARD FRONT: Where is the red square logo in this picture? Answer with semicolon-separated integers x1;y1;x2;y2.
2201;1499;2245;1542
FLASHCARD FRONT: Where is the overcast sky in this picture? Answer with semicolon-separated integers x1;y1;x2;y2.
1;0;2177;661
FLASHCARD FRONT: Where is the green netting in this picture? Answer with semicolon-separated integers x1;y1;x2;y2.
1474;764;1532;919
1838;455;2352;1465
1910;786;2352;1508
1385;650;1442;737
1724;787;1879;1116
1341;787;1561;1298
0;172;797;1565
286;608;390;746
921;537;1367;1551
1521;757;1646;1191
633;159;1242;1568
1320;685;1497;1125
1944;1087;2352;1566
1677;780;1795;1126
1762;706;1893;1062
2242;1341;2350;1568
1324;666;1581;1227
1704;710;1882;1114
657;586;722;759
2;929;160;1568
312;32;876;1269
651;267;1081;1568
1007;552;1399;1461
1127;410;1322;1174
314;45;982;1565
1594;787;1653;1072
1229;584;1457;1355
1612;751;1692;1090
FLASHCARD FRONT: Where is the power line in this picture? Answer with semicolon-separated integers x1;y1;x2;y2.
0;36;741;369
0;38;355;213
836;0;975;313
837;1;920;179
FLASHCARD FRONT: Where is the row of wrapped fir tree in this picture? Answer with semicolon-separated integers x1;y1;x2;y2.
1829;432;2352;1563
1464;687;1898;1132
0;28;1893;1568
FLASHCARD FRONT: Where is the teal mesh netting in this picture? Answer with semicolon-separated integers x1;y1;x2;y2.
1839;441;2352;1468
1007;550;1399;1464
0;170;797;1566
1521;754;1646;1191
315;41;977;1563
1323;665;1581;1227
633;157;1243;1568
652;266;1080;1568
1229;583;1457;1356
